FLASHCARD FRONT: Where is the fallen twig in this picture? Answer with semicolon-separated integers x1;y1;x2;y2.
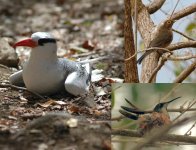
0;83;46;100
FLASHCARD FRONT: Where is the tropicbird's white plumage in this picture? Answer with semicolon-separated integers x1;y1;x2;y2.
9;32;91;96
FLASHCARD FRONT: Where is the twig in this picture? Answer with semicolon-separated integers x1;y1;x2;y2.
112;126;196;145
21;113;42;120
124;52;137;61
0;83;46;100
168;41;196;51
170;4;196;21
173;60;196;83
112;129;141;137
112;117;195;150
172;29;195;41
128;40;196;63
184;121;196;136
71;51;97;58
168;55;196;61
147;54;169;83
168;108;196;113
170;0;181;19
0;64;9;69
125;47;172;61
173;99;196;122
136;117;196;149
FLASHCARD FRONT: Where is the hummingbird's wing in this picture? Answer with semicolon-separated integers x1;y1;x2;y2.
119;110;138;120
64;63;91;96
9;70;25;87
121;106;146;114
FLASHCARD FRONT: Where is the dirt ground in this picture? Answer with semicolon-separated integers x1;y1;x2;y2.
0;0;124;149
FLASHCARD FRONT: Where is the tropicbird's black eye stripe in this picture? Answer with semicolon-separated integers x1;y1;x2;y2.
38;38;56;46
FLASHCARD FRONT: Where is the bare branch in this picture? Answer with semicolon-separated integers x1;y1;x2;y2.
173;99;196;122
125;41;196;62
170;4;196;20
112;127;196;145
112;116;196;150
173;60;196;83
125;47;172;61
168;108;196;113
172;29;195;41
168;41;196;51
146;0;166;14
168;55;196;61
147;54;169;83
184;121;196;136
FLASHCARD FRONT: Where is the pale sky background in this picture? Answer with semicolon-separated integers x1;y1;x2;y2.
137;0;196;83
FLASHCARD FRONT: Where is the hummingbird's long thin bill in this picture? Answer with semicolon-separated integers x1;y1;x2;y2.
166;96;181;104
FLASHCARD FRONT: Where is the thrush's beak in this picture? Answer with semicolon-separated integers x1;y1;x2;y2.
13;38;37;48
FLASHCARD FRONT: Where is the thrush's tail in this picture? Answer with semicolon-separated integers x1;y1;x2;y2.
137;51;152;64
121;106;145;114
119;110;138;120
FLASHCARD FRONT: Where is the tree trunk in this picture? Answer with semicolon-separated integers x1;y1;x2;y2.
130;0;158;83
124;0;139;83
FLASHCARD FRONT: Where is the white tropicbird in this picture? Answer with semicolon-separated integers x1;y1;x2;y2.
9;32;92;96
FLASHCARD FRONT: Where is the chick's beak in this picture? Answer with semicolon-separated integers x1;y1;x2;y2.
13;38;37;48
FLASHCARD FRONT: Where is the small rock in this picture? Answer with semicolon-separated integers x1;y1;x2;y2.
0;38;19;67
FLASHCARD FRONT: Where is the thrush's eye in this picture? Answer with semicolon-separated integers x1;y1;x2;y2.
167;20;172;24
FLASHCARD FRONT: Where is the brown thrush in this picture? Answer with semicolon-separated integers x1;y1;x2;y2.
137;19;175;64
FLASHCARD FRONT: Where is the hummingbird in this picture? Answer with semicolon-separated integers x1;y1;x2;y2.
119;97;180;135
